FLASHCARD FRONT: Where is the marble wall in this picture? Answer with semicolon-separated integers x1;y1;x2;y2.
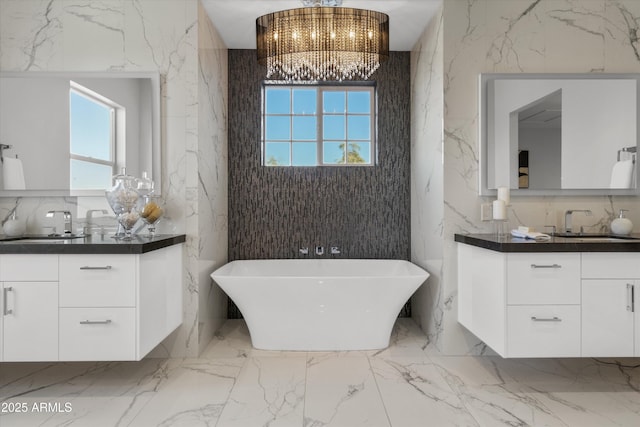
412;0;640;355
0;0;228;358
410;4;446;352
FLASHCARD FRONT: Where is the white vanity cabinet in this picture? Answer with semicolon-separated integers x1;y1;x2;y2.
59;254;138;361
0;240;183;362
58;244;183;361
458;245;581;357
581;253;639;357
0;255;59;362
458;243;640;358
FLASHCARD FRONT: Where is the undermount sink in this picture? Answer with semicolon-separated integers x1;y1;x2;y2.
2;239;67;243
0;234;85;243
553;233;609;238
553;233;639;241
574;237;640;242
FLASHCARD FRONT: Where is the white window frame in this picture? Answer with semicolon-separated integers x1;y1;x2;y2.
69;81;121;190
262;83;377;167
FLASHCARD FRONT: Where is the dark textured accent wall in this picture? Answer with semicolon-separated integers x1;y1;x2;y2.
228;49;410;261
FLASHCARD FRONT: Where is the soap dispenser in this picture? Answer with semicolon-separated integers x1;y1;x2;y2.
611;209;633;235
2;209;26;237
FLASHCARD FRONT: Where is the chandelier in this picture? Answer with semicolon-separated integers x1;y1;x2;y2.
256;0;389;81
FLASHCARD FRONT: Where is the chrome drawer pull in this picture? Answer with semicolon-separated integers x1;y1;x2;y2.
3;287;13;315
79;319;112;325
530;264;561;269
531;316;562;322
627;284;635;313
80;266;112;270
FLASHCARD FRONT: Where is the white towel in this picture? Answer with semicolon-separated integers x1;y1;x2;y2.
610;159;634;189
2;156;26;190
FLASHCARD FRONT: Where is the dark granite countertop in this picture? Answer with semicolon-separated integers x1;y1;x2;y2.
455;233;640;253
0;234;186;254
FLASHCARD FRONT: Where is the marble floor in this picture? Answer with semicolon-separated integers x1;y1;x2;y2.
1;319;639;427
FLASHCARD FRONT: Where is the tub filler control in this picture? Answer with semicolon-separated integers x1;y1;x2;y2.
330;246;340;255
315;246;324;256
299;247;309;255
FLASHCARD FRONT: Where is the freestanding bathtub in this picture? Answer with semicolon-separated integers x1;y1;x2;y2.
211;259;429;351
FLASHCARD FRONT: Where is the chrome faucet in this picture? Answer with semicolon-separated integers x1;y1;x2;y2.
315;246;324;256
330;246;341;255
564;209;592;234
46;210;73;235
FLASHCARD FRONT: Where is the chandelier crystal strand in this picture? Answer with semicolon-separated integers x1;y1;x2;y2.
256;6;389;81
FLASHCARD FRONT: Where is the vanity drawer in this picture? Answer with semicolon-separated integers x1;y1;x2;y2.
59;307;136;361
59;255;136;307
507;253;580;304
506;305;580;357
0;255;58;281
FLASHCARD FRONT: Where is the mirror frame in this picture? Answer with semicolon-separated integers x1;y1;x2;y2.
479;73;640;197
0;71;161;197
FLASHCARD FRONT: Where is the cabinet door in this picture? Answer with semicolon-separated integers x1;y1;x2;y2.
582;280;634;357
3;282;58;361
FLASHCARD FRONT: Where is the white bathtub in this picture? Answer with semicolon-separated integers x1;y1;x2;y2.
211;259;429;351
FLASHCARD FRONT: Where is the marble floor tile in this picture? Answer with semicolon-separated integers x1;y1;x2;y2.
215;357;306;427
304;355;390;427
371;357;480;427
129;358;245;427
529;389;640;427
428;356;514;387
452;383;569;427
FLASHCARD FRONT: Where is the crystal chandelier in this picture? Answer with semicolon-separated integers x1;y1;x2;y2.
256;0;389;81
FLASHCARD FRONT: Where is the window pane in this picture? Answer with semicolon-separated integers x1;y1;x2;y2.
323;91;345;113
265;88;290;114
323;115;345;140
348;91;371;113
323;141;345;164
347;142;371;164
265;116;290;140
293;89;316;114
70;159;113;190
265;142;290;166
70;91;112;161
292;142;317;166
293;116;316;140
348;116;370;140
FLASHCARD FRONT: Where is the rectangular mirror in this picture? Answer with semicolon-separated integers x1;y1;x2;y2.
479;73;640;196
0;71;161;197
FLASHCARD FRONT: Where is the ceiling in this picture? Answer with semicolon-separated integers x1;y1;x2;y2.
200;0;442;51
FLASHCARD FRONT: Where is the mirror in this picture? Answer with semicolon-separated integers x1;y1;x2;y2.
479;73;640;196
0;71;161;196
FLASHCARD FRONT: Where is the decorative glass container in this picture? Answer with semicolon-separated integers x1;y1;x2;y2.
105;169;140;240
139;195;164;237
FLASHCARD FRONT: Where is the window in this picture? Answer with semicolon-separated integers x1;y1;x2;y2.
69;81;119;190
262;84;376;166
